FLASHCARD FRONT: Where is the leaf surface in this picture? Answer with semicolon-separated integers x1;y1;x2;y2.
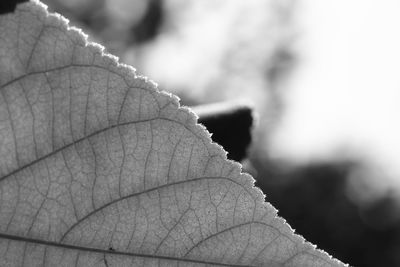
0;1;346;266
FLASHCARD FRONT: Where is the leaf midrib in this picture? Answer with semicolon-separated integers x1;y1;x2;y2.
0;232;256;267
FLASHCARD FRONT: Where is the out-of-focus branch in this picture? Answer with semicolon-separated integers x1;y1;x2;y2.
0;0;28;15
193;102;254;162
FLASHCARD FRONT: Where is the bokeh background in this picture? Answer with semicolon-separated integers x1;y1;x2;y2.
41;0;400;266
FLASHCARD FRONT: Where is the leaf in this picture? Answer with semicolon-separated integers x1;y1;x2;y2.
0;1;346;266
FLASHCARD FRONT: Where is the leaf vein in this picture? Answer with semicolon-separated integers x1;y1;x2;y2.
60;176;254;242
0;232;256;267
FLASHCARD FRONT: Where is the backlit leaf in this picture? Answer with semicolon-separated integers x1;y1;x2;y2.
0;1;346;266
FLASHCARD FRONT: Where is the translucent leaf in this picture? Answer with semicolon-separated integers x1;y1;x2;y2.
0;1;346;266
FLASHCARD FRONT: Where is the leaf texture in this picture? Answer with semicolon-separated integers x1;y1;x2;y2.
0;1;346;266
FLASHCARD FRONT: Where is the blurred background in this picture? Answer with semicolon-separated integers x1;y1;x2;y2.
41;0;400;266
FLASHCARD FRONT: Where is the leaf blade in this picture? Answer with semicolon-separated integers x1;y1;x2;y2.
0;1;346;266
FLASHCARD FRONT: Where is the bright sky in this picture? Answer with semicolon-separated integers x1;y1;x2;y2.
271;0;400;195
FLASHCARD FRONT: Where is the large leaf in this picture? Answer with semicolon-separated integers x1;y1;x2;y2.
0;1;346;266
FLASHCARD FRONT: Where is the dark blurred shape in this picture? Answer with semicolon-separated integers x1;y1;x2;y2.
254;161;400;267
193;103;253;162
359;192;400;231
0;0;28;14
131;0;163;44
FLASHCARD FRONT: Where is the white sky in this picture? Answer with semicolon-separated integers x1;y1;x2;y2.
271;0;400;193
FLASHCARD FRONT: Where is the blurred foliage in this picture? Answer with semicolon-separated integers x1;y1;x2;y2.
255;160;400;266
